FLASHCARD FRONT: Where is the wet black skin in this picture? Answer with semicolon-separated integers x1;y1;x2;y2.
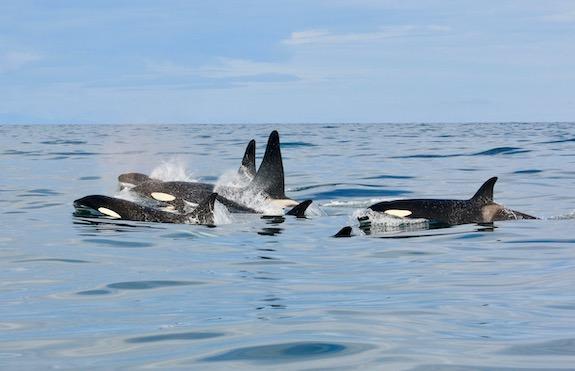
73;193;217;225
285;200;312;218
368;177;537;226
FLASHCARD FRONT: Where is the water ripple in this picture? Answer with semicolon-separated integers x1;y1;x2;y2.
312;188;409;199
500;338;575;356
106;280;204;290
126;332;224;343
83;238;155;248
201;341;373;363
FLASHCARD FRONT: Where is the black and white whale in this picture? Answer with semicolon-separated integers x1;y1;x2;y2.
118;139;257;189
123;131;298;214
73;193;218;225
363;177;537;227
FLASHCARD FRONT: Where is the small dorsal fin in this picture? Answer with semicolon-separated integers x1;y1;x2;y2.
333;226;353;238
286;200;312;218
238;139;256;179
471;177;498;204
246;131;286;199
188;193;218;225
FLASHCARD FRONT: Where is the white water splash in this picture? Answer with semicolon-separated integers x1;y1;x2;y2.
305;202;325;217
322;198;395;208
114;187;141;202
212;201;234;225
215;168;251;189
213;170;286;215
549;210;575;220
352;208;429;229
150;158;197;182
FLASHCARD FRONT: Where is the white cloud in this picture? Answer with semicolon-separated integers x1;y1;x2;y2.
144;60;196;77
197;58;297;79
282;25;451;46
0;51;42;73
147;58;305;80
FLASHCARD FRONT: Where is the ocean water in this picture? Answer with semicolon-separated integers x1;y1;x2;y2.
1;122;574;370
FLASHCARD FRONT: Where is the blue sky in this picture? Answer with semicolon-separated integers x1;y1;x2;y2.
1;0;574;123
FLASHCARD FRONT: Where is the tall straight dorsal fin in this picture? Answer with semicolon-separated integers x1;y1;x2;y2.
238;139;256;179
247;130;286;199
470;177;498;204
188;192;218;225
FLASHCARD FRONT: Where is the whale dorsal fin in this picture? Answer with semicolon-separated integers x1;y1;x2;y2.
188;193;218;225
471;177;498;204
238;139;256;179
333;226;353;238
286;200;312;218
246;131;286;199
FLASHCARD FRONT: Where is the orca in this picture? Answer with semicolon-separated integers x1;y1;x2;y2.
73;193;218;225
118;139;256;189
365;177;537;226
126;131;298;213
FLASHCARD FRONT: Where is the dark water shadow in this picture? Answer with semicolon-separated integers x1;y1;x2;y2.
512;169;543;174
290;183;384;192
19;188;61;197
83;238;155;248
409;365;566;371
201;341;373;363
282;141;317;147
313;188;408;199
41;139;87;145
76;289;113;296
126;332;224;343
499;338;575;356
106;280;204;290
258;227;283;236
14;258;91;263
76;280;204;295
74;217;164;232
361;174;415;180
393;146;530;159
539;137;575;144
472;147;529;156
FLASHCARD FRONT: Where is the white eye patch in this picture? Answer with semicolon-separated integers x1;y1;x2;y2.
98;207;121;219
151;192;176;202
384;209;412;218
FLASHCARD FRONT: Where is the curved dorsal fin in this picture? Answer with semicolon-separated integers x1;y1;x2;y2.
238;139;256;179
286;200;312;218
333;226;353;238
247;131;286;199
471;177;498;204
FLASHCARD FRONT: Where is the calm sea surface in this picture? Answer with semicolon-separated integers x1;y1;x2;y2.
1;123;574;370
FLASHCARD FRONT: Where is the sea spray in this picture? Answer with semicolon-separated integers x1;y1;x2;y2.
150;158;197;182
213;201;233;225
353;208;430;232
323;198;396;208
